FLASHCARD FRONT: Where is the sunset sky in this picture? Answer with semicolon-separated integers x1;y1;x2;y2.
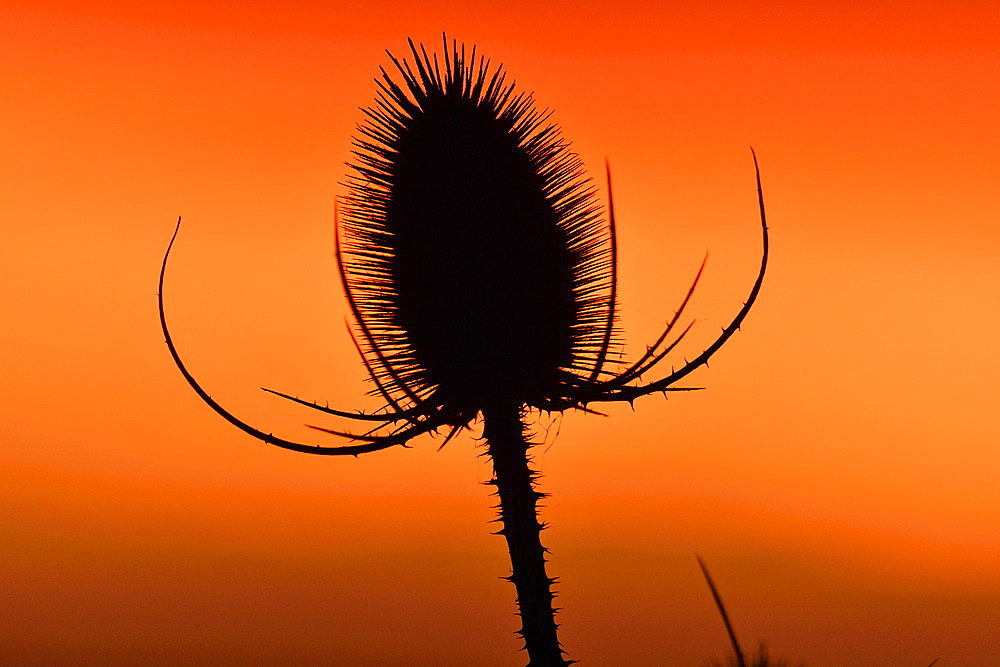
2;1;998;664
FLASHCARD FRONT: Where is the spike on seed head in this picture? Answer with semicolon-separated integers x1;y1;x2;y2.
341;35;617;419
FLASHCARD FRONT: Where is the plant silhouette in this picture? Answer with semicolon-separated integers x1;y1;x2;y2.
159;36;768;666
698;556;806;667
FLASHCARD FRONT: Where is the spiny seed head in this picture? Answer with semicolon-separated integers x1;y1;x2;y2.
342;37;617;418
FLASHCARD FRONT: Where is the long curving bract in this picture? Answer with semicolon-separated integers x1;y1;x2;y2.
158;219;433;456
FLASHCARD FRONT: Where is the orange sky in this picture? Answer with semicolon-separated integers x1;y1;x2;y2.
2;1;998;664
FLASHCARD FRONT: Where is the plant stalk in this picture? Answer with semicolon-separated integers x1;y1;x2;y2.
483;403;569;667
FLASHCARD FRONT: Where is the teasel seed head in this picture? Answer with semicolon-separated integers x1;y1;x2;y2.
342;37;618;420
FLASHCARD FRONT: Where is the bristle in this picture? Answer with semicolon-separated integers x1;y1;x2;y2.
342;37;617;416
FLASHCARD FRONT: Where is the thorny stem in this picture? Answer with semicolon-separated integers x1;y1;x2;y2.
483;404;569;667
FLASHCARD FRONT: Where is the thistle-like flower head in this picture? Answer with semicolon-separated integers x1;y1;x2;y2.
342;38;616;421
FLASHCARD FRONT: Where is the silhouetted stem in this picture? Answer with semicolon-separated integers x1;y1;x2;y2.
483;404;568;667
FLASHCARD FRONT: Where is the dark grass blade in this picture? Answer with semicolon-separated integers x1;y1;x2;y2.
697;555;746;667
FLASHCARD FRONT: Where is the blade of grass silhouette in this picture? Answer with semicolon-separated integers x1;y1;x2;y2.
697;555;747;667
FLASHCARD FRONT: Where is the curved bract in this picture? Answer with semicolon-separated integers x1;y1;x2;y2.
158;35;768;454
157;220;417;456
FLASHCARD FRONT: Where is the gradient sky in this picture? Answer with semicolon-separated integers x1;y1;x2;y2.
2;1;998;664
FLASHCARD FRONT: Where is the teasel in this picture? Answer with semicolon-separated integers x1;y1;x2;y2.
159;35;768;667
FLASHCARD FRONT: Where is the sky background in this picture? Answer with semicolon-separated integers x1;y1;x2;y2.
2;1;998;664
